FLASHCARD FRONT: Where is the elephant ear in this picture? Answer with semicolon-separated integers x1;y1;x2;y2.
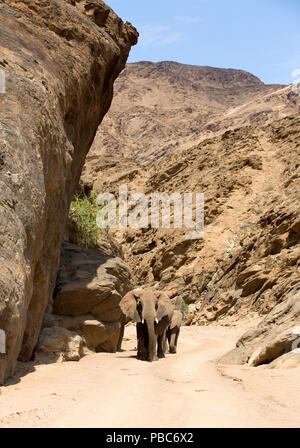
170;310;183;329
156;291;172;320
119;291;141;322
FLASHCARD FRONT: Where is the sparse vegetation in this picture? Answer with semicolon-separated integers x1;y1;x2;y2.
179;300;189;318
69;192;102;248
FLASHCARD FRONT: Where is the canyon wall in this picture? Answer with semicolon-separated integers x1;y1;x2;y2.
82;114;300;308
0;0;137;383
81;113;300;366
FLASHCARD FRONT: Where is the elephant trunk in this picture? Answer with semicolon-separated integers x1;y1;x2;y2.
143;307;157;361
146;319;156;361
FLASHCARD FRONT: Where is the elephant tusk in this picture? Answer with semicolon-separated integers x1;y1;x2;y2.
155;318;158;324
142;318;145;324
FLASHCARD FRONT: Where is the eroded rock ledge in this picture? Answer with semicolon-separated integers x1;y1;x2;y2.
0;0;138;383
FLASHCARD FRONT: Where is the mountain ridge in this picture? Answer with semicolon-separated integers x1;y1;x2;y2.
90;61;298;165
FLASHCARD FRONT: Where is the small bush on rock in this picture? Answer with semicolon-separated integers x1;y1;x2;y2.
179;301;189;318
69;192;101;248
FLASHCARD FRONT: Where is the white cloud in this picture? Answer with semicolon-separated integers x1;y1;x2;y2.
139;25;183;47
292;68;300;78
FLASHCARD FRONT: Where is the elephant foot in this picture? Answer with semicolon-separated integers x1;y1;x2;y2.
157;353;165;359
137;353;148;361
148;355;159;362
169;347;177;354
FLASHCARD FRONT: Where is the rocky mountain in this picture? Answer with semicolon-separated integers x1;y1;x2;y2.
90;61;299;165
82;112;300;366
0;0;137;383
80;60;299;368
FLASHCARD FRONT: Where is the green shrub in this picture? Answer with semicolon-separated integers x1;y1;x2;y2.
69;192;102;248
179;300;189;317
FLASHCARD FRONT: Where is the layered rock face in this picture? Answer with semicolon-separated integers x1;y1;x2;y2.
38;242;133;357
53;242;132;323
220;292;300;367
0;0;137;382
81;114;300;324
81;113;300;367
196;115;300;322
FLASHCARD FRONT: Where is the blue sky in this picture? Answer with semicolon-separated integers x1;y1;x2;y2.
105;0;300;85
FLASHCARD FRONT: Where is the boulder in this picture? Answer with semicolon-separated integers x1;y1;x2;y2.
268;349;300;369
220;292;300;366
35;326;84;363
50;241;133;356
55;314;120;353
53;242;133;323
248;327;300;367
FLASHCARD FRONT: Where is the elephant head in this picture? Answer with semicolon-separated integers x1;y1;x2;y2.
119;288;173;361
167;310;183;354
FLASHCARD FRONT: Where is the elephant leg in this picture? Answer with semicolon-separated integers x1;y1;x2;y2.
157;315;171;358
136;323;148;361
162;332;168;354
117;313;130;351
117;323;125;352
157;334;165;358
167;330;171;347
169;330;177;353
174;329;180;351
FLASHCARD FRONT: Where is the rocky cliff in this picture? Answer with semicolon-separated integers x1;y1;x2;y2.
37;242;133;361
81;113;300;366
0;0;137;383
82;114;300;307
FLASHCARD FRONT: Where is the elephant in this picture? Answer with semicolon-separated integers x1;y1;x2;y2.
166;310;182;354
119;288;173;361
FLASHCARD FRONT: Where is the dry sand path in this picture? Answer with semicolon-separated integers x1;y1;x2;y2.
0;324;299;428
